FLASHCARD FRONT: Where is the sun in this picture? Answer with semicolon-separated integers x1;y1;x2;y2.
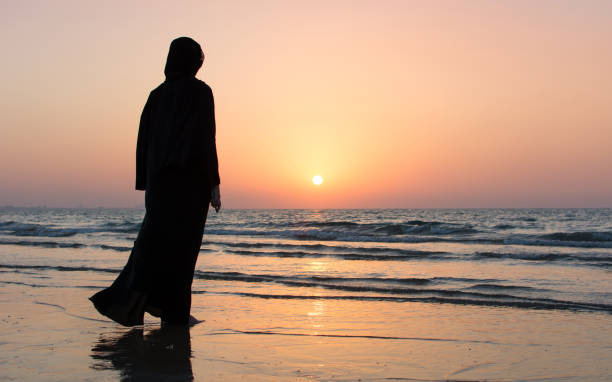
312;175;323;185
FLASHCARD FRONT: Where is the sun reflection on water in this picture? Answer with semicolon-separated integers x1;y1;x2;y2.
305;260;328;273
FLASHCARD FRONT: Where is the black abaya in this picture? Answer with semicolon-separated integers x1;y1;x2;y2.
90;37;219;326
90;170;209;326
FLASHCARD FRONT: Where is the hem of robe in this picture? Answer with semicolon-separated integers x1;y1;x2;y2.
90;289;147;327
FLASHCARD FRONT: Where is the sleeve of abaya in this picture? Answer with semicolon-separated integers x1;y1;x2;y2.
202;87;220;188
135;95;152;191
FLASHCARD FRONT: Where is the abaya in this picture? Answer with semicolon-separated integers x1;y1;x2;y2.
90;37;220;326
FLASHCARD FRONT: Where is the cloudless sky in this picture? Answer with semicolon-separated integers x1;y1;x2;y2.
1;0;611;208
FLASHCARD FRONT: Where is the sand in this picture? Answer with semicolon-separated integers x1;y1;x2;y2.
1;282;611;381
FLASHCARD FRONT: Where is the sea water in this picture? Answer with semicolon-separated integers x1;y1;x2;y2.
0;207;610;313
1;207;612;380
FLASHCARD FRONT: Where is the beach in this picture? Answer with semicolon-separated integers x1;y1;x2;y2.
3;1;612;379
1;208;611;381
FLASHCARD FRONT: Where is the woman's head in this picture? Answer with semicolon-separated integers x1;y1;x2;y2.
164;37;204;78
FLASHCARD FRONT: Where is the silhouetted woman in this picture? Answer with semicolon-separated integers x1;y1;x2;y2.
90;37;221;326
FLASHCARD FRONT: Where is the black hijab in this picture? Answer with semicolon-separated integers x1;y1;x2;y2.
164;37;204;79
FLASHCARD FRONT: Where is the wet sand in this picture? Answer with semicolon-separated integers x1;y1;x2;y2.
1;282;610;381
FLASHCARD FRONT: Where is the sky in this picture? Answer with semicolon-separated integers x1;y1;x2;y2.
1;0;611;208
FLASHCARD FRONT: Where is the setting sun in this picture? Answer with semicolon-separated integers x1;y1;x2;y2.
312;175;323;185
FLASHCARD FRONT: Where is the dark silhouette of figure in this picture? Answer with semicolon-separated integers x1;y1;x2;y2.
90;326;193;381
90;37;221;326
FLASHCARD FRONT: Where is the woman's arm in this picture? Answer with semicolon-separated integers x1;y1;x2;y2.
135;94;152;191
205;88;220;188
203;85;221;212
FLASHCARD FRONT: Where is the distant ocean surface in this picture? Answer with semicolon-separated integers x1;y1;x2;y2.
1;207;611;314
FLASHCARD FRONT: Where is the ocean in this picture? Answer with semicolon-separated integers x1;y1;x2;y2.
1;207;612;380
1;207;610;313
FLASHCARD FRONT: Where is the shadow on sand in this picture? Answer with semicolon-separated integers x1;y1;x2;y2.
90;325;193;381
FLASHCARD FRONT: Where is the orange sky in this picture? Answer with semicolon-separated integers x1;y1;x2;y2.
1;1;611;208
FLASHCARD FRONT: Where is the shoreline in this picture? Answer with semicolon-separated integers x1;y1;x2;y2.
2;282;610;381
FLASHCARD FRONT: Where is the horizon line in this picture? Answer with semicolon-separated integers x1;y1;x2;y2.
1;205;610;210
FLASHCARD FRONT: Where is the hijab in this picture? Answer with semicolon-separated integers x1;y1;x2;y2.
164;37;204;79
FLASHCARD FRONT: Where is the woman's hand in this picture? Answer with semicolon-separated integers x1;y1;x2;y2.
210;185;221;213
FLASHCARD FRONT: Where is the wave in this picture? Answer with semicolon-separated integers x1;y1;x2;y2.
207;241;610;266
403;224;479;235
494;224;515;229
0;264;119;274
4;263;609;313
290;220;359;228
0;239;131;252
0;220;141;238
191;271;555;304
98;244;131;252
505;233;612;249
220;248;448;261
474;251;611;264
0;239;85;249
208;240;450;256
205;219;480;241
1;236;607;268
0;264;509;294
208;240;343;251
290;219;479;236
203;291;611;313
205;228;501;246
101;221;141;233
464;284;538;291
4;219;609;250
193;270;439;286
539;231;612;243
0;264;498;287
207;228;612;249
0;222;81;237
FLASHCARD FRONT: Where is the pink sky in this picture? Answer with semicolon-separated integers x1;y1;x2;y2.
1;0;611;208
